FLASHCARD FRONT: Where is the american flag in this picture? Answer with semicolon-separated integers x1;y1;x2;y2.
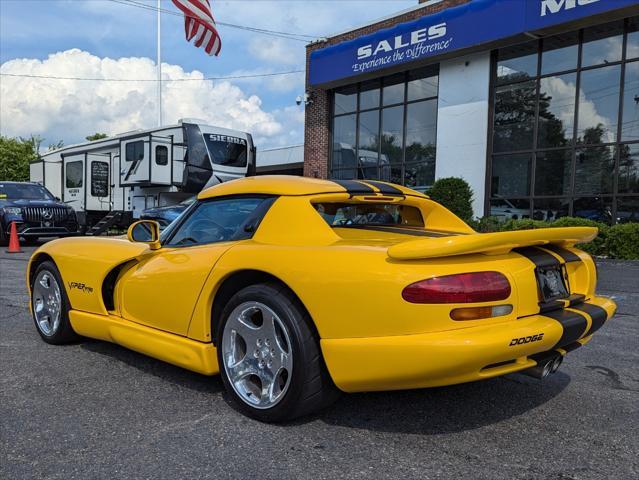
171;0;222;56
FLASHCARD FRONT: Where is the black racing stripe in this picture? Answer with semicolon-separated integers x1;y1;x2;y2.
539;293;585;313
515;246;562;268
543;309;588;348
562;341;583;353
360;180;404;195
331;180;375;194
542;244;582;263
335;225;451;237
570;302;608;336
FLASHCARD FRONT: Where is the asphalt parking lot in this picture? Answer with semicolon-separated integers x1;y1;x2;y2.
1;243;638;480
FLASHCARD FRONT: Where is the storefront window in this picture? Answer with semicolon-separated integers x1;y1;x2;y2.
541;32;578;75
621;61;639;142
581;22;623;68
330;66;439;189
490;18;638;224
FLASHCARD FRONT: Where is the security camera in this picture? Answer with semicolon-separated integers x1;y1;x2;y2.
295;92;313;106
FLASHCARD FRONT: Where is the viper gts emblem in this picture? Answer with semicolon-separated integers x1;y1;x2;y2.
68;282;93;293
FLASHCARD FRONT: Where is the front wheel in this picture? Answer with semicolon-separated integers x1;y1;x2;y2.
217;283;339;422
31;261;80;344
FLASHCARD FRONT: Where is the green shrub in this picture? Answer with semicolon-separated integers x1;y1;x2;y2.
550;217;609;255
473;216;501;233
606;223;639;260
471;216;616;256
499;218;549;231
427;177;474;223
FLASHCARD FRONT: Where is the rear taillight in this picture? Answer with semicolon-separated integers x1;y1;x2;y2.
402;271;511;304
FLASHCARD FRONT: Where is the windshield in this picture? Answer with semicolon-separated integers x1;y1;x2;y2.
203;134;247;168
315;203;424;227
0;183;55;201
180;196;196;206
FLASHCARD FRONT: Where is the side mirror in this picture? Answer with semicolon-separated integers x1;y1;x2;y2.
127;220;161;250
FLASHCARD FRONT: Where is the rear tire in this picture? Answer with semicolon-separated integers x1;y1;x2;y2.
217;283;340;422
0;226;6;247
31;261;80;344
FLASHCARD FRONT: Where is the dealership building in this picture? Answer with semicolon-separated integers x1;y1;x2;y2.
303;0;639;223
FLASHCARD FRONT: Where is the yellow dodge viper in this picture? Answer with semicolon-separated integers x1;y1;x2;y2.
27;176;616;421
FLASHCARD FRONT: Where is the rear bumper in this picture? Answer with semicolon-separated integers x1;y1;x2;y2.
321;295;616;393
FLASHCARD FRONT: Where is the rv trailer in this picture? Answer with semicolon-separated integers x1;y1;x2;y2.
30;119;256;234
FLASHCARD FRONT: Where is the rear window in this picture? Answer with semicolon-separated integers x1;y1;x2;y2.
314;203;424;227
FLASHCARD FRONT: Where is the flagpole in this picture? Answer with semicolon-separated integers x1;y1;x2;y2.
157;0;162;127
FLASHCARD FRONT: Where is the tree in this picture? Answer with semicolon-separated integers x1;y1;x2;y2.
48;140;64;151
0;136;38;181
427;177;475;223
86;132;108;141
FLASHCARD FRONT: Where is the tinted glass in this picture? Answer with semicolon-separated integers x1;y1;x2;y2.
334;85;357;115
167;197;266;246
496;42;537;84
383;74;405;106
125;141;144;162
535;150;572;196
491;153;531;197
91;161;109;197
331;114;357;173
537;72;576;148
380;106;404;166
407;67;438;101
493;81;536;152
533;198;570;222
405;100;437;187
628;17;639;60
581;22;623;67
577;65;620;144
155;145;168;166
489;198;531;220
66;161;83;188
404;162;434;188
573;196;613;224
203;135;247;167
357;110;379;179
621;61;639;141
0;183;55;200
618;143;639;193
574;146;615;195
616;196;639;223
541;32;578;75
359;80;380;110
314;203;424;227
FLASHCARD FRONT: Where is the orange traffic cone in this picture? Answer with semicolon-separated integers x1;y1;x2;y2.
6;221;22;253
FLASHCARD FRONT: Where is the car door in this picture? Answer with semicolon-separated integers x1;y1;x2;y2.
117;196;273;336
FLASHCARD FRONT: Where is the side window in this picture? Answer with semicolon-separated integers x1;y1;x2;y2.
125;141;145;162
91;161;109;197
66;161;83;188
155;145;168;166
166;197;270;246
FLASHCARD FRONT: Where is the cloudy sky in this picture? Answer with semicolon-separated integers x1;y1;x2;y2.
0;0;416;149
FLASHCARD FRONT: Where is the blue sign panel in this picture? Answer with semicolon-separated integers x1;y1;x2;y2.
309;0;638;86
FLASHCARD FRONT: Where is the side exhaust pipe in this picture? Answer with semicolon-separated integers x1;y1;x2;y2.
521;353;563;379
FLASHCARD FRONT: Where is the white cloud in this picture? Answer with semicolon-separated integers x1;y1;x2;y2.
0;48;286;146
247;37;301;66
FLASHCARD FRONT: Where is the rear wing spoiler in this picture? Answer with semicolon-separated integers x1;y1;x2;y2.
387;227;598;260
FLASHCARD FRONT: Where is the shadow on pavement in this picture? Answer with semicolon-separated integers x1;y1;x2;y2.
308;372;570;435
81;339;224;394
82;337;570;433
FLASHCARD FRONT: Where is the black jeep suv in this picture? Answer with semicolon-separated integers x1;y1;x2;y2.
0;182;79;245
